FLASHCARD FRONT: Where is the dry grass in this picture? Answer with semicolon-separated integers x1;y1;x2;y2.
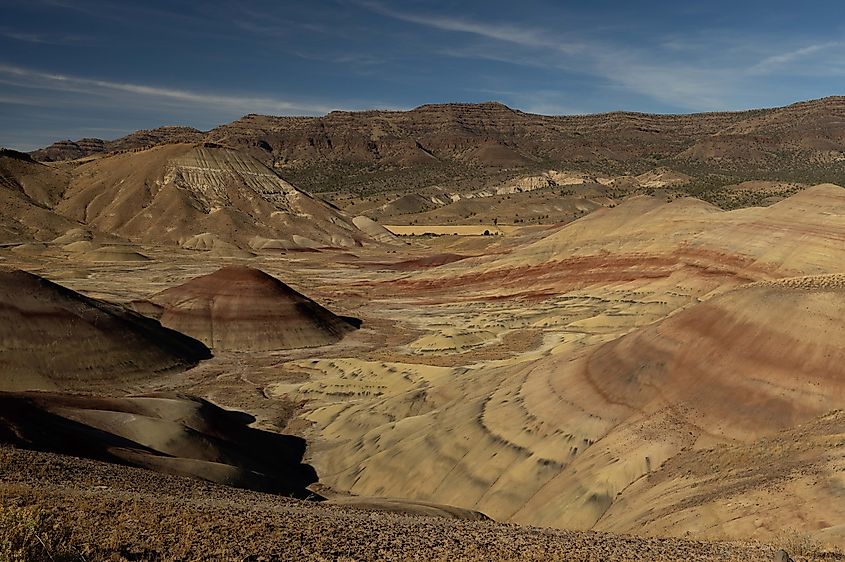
0;447;811;562
781;529;844;559
0;503;78;562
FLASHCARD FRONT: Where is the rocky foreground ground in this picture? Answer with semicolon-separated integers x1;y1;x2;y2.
1;447;840;562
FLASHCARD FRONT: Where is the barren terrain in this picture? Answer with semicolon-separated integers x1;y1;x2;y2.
4;447;815;562
2;103;845;560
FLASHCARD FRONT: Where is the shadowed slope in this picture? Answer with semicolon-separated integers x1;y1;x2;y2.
0;269;210;391
142;266;359;352
0;392;317;496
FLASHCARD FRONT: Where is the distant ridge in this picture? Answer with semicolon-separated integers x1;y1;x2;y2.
30;125;204;162
26;97;845;195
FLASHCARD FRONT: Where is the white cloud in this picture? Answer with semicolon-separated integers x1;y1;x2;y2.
357;2;844;111
360;1;583;54
0;63;337;115
359;2;726;109
751;42;841;74
593;54;735;111
1;31;50;43
0;29;89;45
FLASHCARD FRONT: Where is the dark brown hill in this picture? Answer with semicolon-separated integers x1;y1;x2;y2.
138;266;360;352
0;269;210;392
108;125;205;152
28;97;845;195
28;137;107;162
30;126;203;162
204;101;747;170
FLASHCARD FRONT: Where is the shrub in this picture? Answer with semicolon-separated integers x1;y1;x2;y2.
779;528;839;558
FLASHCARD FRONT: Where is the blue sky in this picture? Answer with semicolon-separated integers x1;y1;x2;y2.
1;0;844;150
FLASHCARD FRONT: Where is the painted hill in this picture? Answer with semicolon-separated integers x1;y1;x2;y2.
281;185;845;545
0;269;210;392
138;266;360;351
4;142;385;250
52;143;373;249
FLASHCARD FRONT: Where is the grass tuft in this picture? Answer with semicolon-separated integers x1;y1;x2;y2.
0;503;78;562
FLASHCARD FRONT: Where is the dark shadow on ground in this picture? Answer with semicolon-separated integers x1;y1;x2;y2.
0;391;320;499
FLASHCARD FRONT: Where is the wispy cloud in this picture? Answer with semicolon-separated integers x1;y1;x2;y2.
751;42;841;74
436;46;551;69
0;63;338;115
356;2;845;111
291;50;388;68
1;31;50;43
595;58;732;111
359;1;726;109
360;1;583;54
0;29;89;45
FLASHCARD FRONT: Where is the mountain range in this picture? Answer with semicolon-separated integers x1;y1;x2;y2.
28;97;845;197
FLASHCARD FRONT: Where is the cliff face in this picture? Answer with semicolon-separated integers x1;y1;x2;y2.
108;126;205;152
198;95;845;168
27;97;845;190
30;126;204;162
205;101;753;167
30;137;107;162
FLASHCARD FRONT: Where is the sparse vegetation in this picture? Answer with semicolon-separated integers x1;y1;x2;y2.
0;446;816;562
781;529;844;559
0;503;76;562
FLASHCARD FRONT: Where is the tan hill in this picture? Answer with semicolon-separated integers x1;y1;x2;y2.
0;149;67;206
0;269;210;392
53;143;374;249
280;185;845;546
135;266;359;351
5;142;379;250
0;392;316;495
351;215;400;244
0;149;83;243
